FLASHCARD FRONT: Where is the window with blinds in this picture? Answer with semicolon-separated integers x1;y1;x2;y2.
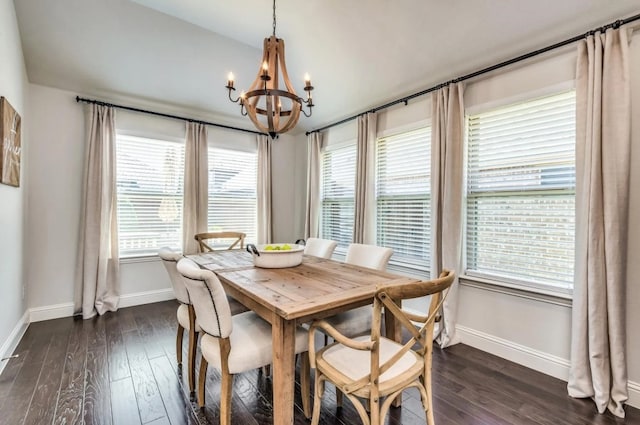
321;143;356;249
207;148;257;246
116;135;185;257
466;90;576;291
376;128;431;270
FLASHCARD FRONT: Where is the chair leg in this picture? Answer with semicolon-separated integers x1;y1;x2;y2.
220;370;234;425
300;352;311;418
197;357;208;408
188;305;198;396
370;394;380;425
336;388;343;407
421;376;435;425
311;372;325;425
176;323;184;367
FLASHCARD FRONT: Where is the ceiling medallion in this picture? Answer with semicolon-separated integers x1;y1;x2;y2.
225;0;314;139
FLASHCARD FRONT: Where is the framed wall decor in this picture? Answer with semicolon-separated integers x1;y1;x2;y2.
0;96;21;187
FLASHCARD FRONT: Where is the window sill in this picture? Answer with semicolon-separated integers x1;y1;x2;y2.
459;274;572;307
119;255;161;264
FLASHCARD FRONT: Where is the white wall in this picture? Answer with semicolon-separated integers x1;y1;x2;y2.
0;0;29;363
25;84;302;314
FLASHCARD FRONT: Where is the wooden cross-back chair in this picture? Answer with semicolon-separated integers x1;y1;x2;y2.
194;231;246;253
308;270;455;425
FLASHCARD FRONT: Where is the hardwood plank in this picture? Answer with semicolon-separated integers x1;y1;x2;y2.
148;355;199;425
110;378;142;425
83;317;112;425
23;330;71;425
122;329;168;424
104;311;131;382
54;319;90;425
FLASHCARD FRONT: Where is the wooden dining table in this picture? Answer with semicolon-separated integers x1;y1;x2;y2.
188;250;419;425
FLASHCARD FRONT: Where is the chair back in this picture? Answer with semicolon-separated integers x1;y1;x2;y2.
194;231;246;253
158;247;189;304
177;258;233;338
345;243;393;271
369;270;456;387
304;238;338;259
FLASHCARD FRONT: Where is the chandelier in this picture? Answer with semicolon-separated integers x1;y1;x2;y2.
225;0;314;139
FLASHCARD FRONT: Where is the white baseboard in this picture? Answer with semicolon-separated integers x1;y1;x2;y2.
0;310;29;375
29;288;176;323
629;381;640;410
456;325;640;409
29;302;75;322
118;288;175;308
456;324;571;381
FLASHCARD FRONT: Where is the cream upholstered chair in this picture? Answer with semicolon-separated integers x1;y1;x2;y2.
194;231;246;252
176;258;312;423
158;247;201;396
309;270;456;425
303;237;338;259
323;243;394;338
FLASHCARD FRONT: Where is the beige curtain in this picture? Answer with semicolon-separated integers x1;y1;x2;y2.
304;132;323;239
257;135;272;244
568;27;631;418
353;112;377;244
430;83;464;348
74;104;120;319
182;122;209;254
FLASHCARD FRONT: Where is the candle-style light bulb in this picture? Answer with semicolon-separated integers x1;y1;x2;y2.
262;61;269;76
304;73;311;87
227;72;235;89
239;90;246;105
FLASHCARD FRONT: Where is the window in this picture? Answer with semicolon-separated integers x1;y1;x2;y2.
465;91;576;292
376;128;431;270
321;143;356;250
207;148;257;245
116;135;185;257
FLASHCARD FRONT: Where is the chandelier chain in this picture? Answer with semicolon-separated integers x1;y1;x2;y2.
272;0;277;37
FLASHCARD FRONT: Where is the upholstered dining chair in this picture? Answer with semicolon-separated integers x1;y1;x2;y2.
194;231;246;252
303;237;338;259
308;270;456;425
158;247;200;397
159;247;249;397
176;257;312;423
323;243;394;338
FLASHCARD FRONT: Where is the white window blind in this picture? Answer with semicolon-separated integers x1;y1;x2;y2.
116;135;185;257
466;91;576;291
207;148;257;246
321;144;356;249
376;128;431;269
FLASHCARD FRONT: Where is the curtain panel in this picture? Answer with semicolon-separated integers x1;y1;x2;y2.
182;122;209;254
430;82;465;348
305;132;323;239
74;104;120;319
257;135;272;244
353;112;377;244
568;27;631;418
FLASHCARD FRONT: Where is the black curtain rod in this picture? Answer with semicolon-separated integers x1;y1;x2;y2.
306;12;640;136
75;96;267;137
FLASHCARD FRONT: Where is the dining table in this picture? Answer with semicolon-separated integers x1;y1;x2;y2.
188;249;420;425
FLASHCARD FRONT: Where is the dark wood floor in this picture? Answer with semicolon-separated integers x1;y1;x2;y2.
0;300;638;425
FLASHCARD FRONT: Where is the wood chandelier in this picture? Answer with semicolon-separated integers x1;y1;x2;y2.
225;0;314;139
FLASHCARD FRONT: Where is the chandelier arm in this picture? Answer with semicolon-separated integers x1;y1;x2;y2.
301;106;313;118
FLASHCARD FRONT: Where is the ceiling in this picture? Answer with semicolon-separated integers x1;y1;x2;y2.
14;0;640;134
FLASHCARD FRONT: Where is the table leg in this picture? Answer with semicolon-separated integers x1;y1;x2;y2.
272;315;296;425
385;299;403;407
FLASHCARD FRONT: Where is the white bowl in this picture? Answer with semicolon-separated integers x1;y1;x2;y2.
247;243;305;268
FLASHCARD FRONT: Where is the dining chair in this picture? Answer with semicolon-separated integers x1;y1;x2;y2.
158;247;201;397
159;247;249;397
323;243;394;338
303;237;338;259
194;231;246;252
308;270;456;425
176;257;312;423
